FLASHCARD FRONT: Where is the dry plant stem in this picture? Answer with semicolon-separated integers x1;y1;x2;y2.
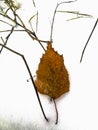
52;99;58;124
0;11;35;38
57;10;92;19
36;11;38;32
32;0;36;7
0;19;14;26
80;18;98;63
29;14;36;32
29;11;38;32
50;0;77;42
0;30;25;33
0;26;14;53
57;10;92;16
16;14;46;51
0;3;17;52
0;42;48;122
0;11;46;50
0;29;49;44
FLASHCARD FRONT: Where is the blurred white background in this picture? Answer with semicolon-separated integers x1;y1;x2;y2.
0;0;98;130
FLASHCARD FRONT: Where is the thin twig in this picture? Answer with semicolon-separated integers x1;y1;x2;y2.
0;1;17;53
0;12;46;51
50;0;77;42
0;26;14;53
0;42;48;122
57;10;93;18
0;29;25;33
15;13;46;51
32;0;36;7
0;19;14;26
29;11;38;32
80;18;98;63
0;29;50;43
52;98;58;124
0;12;35;40
29;13;36;32
36;11;38;32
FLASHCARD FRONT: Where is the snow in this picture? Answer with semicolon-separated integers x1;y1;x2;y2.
0;0;98;130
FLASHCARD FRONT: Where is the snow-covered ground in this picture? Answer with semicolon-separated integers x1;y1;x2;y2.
0;0;98;130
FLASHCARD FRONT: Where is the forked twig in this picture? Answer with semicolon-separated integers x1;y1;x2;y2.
0;41;48;122
29;11;38;33
0;0;46;51
80;18;98;62
0;11;46;51
50;0;77;42
0;26;14;53
57;10;92;21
